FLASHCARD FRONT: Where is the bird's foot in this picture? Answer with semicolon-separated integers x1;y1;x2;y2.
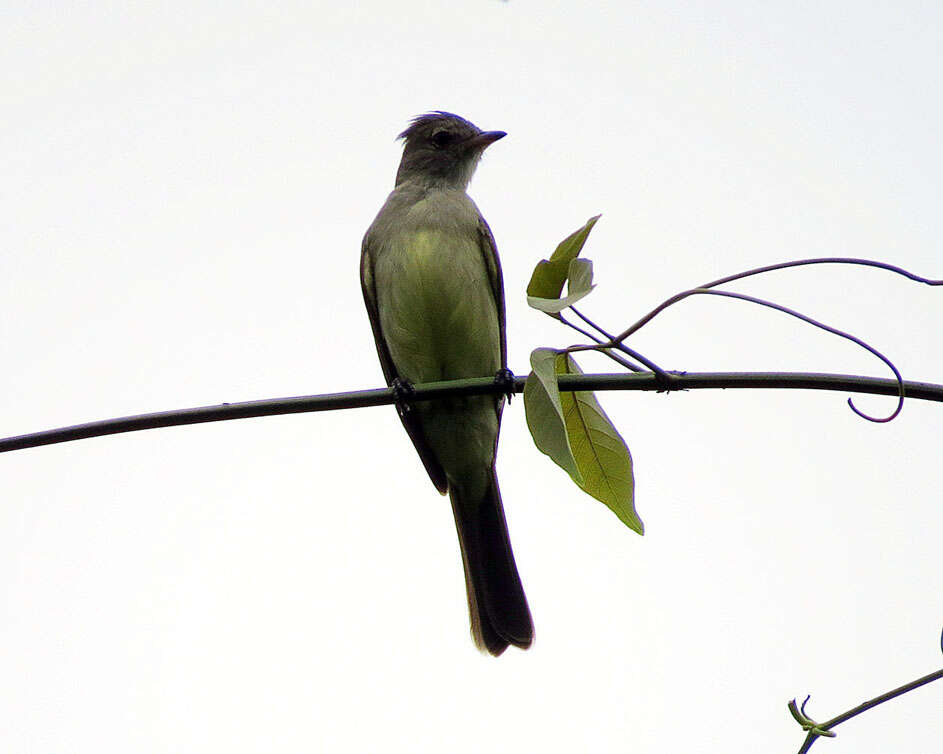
391;377;416;413
494;368;517;404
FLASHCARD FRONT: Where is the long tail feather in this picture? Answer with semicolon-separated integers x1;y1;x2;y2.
449;469;533;655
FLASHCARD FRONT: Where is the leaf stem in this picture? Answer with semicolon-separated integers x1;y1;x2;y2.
557;313;643;372
568;306;670;379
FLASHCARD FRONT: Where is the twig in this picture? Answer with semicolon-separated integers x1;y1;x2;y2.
792;666;943;753
2;372;940;453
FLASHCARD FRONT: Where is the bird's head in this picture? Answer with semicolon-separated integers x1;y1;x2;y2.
394;111;506;189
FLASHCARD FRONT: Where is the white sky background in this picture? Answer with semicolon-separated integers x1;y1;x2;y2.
2;1;942;751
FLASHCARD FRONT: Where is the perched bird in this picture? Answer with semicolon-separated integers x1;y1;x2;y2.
360;112;533;655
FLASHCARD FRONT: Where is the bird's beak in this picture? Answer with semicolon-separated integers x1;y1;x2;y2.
465;130;507;151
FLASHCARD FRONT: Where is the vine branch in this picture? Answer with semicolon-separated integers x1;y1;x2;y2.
792;666;943;752
2;371;940;453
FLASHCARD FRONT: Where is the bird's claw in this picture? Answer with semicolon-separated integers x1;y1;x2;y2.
494;368;516;404
391;377;416;413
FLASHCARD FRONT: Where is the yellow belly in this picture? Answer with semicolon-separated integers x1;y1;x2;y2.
376;227;501;385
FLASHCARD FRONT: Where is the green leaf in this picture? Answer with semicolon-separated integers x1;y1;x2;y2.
557;353;643;535
525;258;597;314
526;289;594;314
523;348;583;484
566;258;594;297
526;214;602;300
526;260;562;302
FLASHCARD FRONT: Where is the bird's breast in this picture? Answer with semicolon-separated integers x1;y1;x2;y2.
375;221;501;385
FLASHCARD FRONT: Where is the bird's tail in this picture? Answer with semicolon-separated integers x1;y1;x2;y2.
449;468;533;655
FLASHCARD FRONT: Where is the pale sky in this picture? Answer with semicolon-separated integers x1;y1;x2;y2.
2;2;942;752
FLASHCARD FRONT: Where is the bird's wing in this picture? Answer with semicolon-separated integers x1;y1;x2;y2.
476;214;507;371
360;235;449;494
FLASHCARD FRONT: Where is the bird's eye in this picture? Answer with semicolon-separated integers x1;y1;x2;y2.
431;130;454;148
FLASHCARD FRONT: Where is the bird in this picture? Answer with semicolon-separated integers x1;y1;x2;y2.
360;112;534;655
